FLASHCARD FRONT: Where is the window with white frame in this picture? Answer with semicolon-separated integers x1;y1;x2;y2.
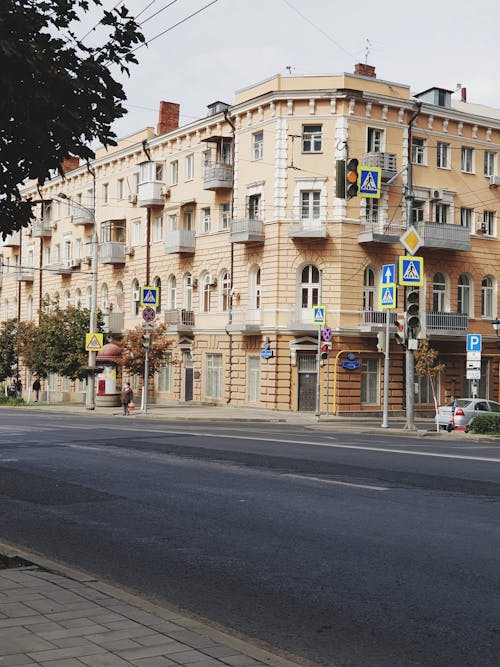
363;267;375;312
131;219;141;245
27;295;33;321
248;356;260;403
219;271;230;312
132;173;139;194
102;182;109;204
74;238;82;260
457;275;471;315
183;209;194;231
85;286;92;310
484;151;496;177
366;198;379;225
152;214;163;242
250;267;261;311
167;213;177;231
100;283;109;311
74;289;82;308
185;154;194;181
131;280;140;315
461;147;474;173
63;237;72;262
411;200;424;226
432;273;446;311
117;178;124;200
201;273;212;312
252;131;263;160
247;194;261;220
460;207;473;228
205;353;222;399
300;265;320;312
367;127;383;152
481;276;494;317
166;275;176;309
411;137;427;165
220;202;230;230
302;124;322;153
482;210;495;236
436;142;450;169
170;160;178;186
361;357;379;404
183;273;193;311
201;207;211;233
434;203;449;224
300;191;320;221
158;352;173;392
63;290;71;308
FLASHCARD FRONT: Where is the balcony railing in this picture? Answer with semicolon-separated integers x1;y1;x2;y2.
203;162;233;190
286;307;319;333
99;242;125;264
71;208;94;225
415;221;471;252
362;152;397;180
163;308;195;331
360;310;388;331
288;218;328;239
31;219;53;237
0;231;20;247
137;181;166;207
226;308;262;333
229;219;264;244
15;267;34;282
164;230;195;254
358;219;405;244
426;311;468;335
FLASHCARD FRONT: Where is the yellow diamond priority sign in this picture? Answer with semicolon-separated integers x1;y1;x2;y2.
400;225;423;255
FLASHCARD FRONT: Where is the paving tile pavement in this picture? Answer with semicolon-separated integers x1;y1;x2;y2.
0;562;303;667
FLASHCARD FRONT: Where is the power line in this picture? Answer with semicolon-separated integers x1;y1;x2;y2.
139;0;180;26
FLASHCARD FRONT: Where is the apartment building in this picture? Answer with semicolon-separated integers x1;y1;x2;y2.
2;63;500;413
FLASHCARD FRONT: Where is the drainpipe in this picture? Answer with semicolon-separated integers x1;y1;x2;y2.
223;109;236;405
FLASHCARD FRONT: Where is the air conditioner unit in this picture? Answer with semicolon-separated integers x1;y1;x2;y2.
161;186;171;197
124;246;135;256
128;193;137;204
430;188;444;200
67;258;81;269
132;289;140;301
489;175;500;187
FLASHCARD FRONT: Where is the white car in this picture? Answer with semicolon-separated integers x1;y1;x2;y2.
437;398;500;431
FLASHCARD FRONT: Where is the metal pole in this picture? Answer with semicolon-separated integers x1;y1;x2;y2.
143;332;150;414
381;312;390;428
315;324;321;421
86;184;98;411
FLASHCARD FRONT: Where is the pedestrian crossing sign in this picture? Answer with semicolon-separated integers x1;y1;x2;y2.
140;286;158;307
398;256;424;286
312;305;326;326
379;284;396;310
85;333;103;351
358;166;382;199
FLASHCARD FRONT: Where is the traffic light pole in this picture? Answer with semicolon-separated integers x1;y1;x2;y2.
381;312;390;428
315;325;321;421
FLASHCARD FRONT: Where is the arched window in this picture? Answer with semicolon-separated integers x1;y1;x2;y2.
432;273;446;311
85;287;92;310
153;276;162;314
300;265;320;314
167;275;176;310
74;289;82;308
183;273;193;311
131;279;140;316
3;299;9;320
201;273;212;313
43;293;50;314
63;290;71;309
249;267;261;311
219;271;230;311
457;275;470;315
482;276;493;317
363;267;375;311
100;283;109;311
27;295;33;321
115;282;124;312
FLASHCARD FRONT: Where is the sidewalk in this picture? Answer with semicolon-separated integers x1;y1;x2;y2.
0;547;304;667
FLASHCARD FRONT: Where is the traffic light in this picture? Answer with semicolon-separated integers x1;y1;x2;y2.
376;331;386;353
406;289;421;339
142;332;151;350
321;343;329;360
335;159;346;199
345;158;359;199
393;316;407;347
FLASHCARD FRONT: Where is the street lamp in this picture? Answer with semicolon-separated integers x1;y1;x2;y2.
492;319;500;336
58;191;98;410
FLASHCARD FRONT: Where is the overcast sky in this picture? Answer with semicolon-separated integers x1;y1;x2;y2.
81;0;500;140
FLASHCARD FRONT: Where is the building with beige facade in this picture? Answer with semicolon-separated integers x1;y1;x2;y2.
3;63;500;413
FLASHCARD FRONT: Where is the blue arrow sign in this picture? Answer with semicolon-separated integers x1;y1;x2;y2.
382;264;395;285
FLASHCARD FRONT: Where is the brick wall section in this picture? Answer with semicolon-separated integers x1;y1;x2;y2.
157;101;180;135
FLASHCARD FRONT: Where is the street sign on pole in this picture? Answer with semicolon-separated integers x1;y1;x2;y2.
322;326;332;341
312;306;326;326
398;256;424;286
466;333;482;352
381;264;395;285
142;306;156;323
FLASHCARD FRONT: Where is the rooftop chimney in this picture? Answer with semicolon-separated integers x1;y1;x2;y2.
60;157;79;173
461;87;467;102
157;101;180;135
354;63;376;78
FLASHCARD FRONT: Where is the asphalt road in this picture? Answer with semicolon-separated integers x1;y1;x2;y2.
0;410;499;666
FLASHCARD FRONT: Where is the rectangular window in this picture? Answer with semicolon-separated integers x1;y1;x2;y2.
248;194;261;220
102;183;109;204
158;353;172;392
366;198;379;224
155;162;163;180
170;160;178;186
167;214;177;231
183;210;194;231
252;131;263;160
434;203;449;224
248;356;260;403
132;173;139;194
411;137;426;165
201;207;211;233
484;151;496;177
220;202;231;230
185;154;194;181
367;127;383;153
361;358;379;405
436;142;450;169
152;214;163;242
300;191;320;219
302;124;322;153
483;210;495;236
206;353;222;399
117;178;124;200
412;200;424;225
131;219;141;245
461;147;474;173
416;373;435;404
460;207;473;228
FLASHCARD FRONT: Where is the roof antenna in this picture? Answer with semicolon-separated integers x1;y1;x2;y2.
365;39;372;64
285;65;294;75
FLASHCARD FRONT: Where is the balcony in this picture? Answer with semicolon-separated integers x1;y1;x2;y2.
230;219;264;244
359;310;388;332
288;219;328;239
31;219;53;238
99;242;125;264
362;152;397;181
358;219;405;244
286;307;320;334
164;230;195;254
71;208;94;225
15;267;35;282
102;312;124;334
137;181;166;207
46;260;80;275
415;221;471;252
426;312;468;336
226;308;262;334
0;231;21;247
163;309;195;333
203;162;233;190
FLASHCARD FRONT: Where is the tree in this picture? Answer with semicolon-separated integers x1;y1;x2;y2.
414;338;445;431
119;324;174;378
0;0;144;237
0;319;19;381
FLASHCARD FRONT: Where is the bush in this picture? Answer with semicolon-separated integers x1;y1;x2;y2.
469;413;500;434
0;395;25;406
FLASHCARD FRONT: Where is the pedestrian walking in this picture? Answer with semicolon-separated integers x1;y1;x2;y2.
121;382;133;416
15;378;23;397
32;378;41;402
